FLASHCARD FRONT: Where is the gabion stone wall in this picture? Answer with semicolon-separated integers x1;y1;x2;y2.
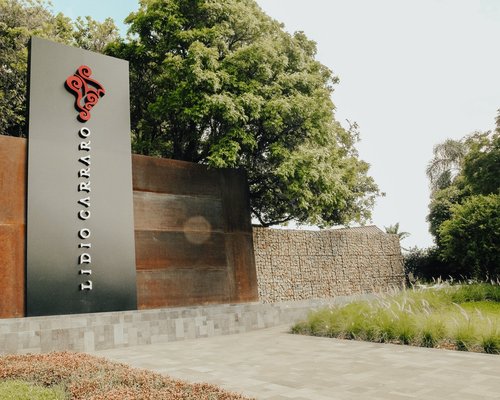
253;226;405;303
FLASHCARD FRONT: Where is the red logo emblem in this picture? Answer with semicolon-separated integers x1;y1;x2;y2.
65;65;105;122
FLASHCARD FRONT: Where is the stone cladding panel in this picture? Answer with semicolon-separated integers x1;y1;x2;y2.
253;228;405;303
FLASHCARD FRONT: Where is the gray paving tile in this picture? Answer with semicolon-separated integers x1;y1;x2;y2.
93;325;500;400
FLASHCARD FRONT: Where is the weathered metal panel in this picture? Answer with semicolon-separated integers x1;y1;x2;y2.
132;153;258;308
225;233;259;302
0;127;404;312
136;269;231;308
220;168;258;302
0;136;26;224
220;168;253;233
0;134;258;315
132;155;222;196
135;230;227;270
133;191;224;232
0;136;26;318
0;225;25;318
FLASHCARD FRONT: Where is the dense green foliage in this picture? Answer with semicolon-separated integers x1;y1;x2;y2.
1;0;379;227
425;118;500;280
426;184;463;243
292;284;500;354
72;16;118;53
461;130;500;195
107;0;380;226
0;0;118;136
403;246;460;281
1;0;70;136
439;194;500;279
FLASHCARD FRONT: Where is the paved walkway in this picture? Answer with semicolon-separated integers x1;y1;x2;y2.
94;325;500;400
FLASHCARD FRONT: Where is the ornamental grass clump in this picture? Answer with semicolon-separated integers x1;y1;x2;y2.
292;283;500;354
418;315;446;348
481;331;500;354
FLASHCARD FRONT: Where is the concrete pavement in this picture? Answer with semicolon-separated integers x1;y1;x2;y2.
94;325;500;400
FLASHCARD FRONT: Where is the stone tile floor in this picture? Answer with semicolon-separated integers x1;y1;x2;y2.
94;325;500;400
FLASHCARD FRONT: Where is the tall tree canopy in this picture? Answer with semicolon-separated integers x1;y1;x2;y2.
0;0;118;136
73;16;119;53
426;112;500;279
1;0;380;227
107;0;380;226
426;138;467;192
438;194;499;279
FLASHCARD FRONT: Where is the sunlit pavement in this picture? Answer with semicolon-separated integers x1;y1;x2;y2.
93;325;500;400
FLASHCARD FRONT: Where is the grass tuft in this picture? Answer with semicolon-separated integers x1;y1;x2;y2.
451;283;500;303
481;334;500;354
0;380;67;400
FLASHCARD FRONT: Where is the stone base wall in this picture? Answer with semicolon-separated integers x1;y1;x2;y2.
0;296;368;355
253;227;405;303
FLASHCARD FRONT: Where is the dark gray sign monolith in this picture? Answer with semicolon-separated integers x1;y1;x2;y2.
26;37;137;316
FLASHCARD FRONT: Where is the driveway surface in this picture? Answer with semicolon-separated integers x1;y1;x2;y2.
94;325;500;400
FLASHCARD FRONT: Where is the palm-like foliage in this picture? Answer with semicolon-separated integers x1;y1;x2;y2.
496;108;500;133
426;139;467;192
384;222;410;241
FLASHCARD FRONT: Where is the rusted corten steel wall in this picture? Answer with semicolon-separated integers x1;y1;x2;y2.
132;155;258;308
0;137;258;317
0;136;26;318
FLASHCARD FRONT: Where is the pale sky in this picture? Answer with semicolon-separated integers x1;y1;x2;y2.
50;0;500;249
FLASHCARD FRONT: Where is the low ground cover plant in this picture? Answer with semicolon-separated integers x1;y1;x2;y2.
0;352;252;400
292;283;500;354
0;380;66;400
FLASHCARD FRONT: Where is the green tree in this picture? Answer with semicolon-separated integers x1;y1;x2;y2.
0;0;73;136
426;138;467;192
107;0;380;226
427;130;499;244
0;0;118;136
427;184;465;244
461;132;500;196
439;194;500;279
426;118;500;279
73;16;119;53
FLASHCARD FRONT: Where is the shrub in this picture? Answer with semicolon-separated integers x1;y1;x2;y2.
439;194;500;280
403;246;463;281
